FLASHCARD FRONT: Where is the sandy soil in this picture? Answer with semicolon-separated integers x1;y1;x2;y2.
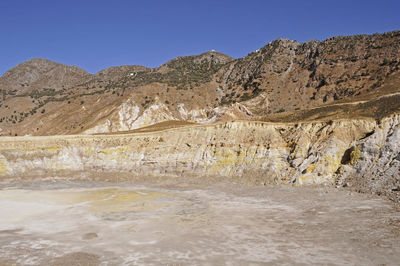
0;180;399;265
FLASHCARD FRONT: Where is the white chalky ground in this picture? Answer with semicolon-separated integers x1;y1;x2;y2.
0;181;399;265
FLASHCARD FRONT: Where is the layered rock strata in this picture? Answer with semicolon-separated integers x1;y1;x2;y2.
0;115;398;202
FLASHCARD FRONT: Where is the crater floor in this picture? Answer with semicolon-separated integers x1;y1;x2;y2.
0;181;399;265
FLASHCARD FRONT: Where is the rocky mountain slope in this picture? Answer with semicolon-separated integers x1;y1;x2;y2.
0;31;399;136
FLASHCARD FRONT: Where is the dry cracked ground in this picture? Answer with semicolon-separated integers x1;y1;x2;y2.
0;180;399;265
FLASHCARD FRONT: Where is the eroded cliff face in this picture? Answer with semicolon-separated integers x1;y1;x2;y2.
82;99;253;134
337;115;400;202
0;115;398;201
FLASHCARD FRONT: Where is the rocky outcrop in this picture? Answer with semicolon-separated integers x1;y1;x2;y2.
82;98;254;134
1;115;398;202
337;115;400;202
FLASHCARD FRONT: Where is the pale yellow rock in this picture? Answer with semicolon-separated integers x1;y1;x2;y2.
0;115;385;186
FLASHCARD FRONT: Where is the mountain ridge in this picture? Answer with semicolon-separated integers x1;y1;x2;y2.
0;30;399;136
3;30;399;83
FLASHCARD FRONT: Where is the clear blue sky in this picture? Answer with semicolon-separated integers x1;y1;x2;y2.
0;0;399;76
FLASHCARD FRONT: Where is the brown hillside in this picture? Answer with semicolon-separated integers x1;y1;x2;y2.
0;31;399;136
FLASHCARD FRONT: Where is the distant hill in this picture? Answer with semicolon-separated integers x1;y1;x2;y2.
0;31;399;136
0;58;90;93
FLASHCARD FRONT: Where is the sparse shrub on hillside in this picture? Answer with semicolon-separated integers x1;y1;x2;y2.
176;85;186;90
240;93;251;101
221;96;235;105
142;99;152;108
370;81;382;90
